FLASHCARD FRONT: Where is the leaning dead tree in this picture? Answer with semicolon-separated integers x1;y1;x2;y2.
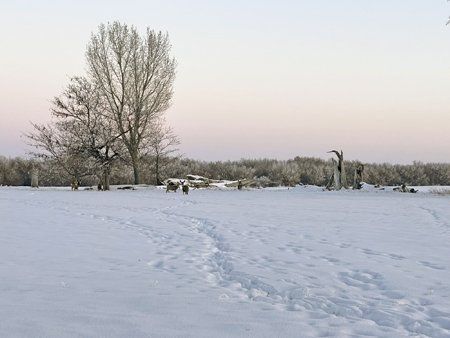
326;150;347;190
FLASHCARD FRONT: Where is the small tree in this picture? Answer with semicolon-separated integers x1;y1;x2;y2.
147;117;179;185
27;120;94;184
27;77;125;190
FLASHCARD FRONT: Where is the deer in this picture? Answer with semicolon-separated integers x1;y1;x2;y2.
181;180;189;195
166;180;179;193
71;178;79;191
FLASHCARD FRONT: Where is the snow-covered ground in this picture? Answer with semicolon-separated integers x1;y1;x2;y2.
1;186;449;337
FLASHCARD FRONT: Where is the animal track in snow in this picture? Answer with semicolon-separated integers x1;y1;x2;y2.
419;261;446;270
338;270;386;291
420;206;450;234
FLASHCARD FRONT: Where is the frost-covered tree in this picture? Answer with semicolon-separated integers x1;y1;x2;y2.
27;122;92;184
86;22;176;184
146;117;179;185
27;77;125;189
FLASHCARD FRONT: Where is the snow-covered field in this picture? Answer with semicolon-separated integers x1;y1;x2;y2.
1;185;450;337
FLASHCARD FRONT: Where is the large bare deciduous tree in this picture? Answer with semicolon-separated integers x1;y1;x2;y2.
86;22;176;184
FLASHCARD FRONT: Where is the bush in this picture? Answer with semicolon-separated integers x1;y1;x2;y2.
2;155;450;187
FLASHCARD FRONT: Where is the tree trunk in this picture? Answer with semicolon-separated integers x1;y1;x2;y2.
132;165;140;185
31;168;39;188
103;166;111;191
130;150;141;185
340;157;347;188
327;150;347;190
155;155;160;186
353;163;364;190
332;158;342;190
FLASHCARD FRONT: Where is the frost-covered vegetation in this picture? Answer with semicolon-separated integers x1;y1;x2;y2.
1;155;450;187
25;22;178;189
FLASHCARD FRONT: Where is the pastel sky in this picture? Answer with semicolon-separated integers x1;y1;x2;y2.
1;0;449;164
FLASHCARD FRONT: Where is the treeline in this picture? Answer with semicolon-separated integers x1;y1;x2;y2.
1;155;450;187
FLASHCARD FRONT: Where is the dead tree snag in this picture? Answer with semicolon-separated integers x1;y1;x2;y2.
353;163;364;190
326;150;347;190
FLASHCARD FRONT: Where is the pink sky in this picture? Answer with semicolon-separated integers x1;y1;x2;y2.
1;1;450;164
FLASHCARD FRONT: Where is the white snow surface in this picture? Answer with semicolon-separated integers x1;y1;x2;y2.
1;185;450;337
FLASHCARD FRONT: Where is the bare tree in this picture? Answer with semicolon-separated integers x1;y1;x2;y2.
146;117;179;185
27;121;94;185
27;77;125;190
86;22;176;184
